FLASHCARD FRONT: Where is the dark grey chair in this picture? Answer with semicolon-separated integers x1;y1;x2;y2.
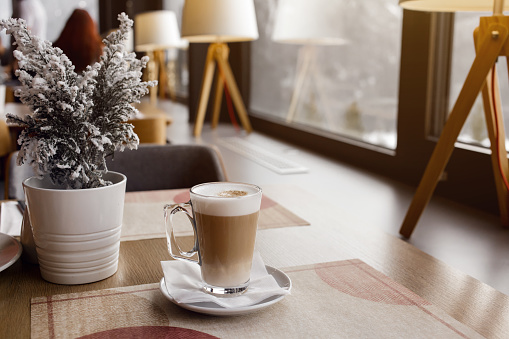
105;144;227;192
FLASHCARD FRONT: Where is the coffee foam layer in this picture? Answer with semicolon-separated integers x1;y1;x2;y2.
191;183;261;216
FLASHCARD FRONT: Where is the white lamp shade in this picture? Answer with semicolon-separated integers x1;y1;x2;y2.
272;0;349;45
399;0;509;12
125;28;134;52
135;10;186;51
181;0;259;43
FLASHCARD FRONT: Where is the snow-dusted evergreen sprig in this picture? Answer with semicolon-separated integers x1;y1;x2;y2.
0;13;156;189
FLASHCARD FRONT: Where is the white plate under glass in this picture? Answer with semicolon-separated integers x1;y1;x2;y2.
159;265;291;316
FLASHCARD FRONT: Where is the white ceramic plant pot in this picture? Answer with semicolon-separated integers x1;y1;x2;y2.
23;172;127;285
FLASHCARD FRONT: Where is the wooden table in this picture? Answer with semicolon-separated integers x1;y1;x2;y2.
1;185;508;338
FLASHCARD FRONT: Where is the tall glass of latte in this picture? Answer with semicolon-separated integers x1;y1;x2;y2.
164;182;262;296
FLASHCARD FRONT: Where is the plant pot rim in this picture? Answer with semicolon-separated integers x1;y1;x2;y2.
23;171;126;193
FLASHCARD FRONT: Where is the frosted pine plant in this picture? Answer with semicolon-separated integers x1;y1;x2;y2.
0;13;156;189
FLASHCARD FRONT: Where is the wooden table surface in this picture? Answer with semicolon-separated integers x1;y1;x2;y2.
1;185;508;338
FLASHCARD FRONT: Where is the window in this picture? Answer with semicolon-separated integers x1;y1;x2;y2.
243;7;502;214
0;1;99;74
45;1;99;42
0;1;99;43
250;0;402;150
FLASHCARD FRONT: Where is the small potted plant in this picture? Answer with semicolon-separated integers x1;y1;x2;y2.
0;13;156;284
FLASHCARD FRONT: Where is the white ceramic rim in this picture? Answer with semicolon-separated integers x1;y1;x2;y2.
22;171;127;193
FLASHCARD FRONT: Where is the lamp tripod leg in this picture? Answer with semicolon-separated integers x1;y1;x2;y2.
287;45;312;123
215;46;252;133
211;74;224;129
157;50;167;99
212;46;229;129
147;51;158;106
399;24;508;238
482;64;509;226
194;45;217;137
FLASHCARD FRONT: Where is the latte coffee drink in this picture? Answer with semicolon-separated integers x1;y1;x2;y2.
194;211;259;287
165;182;262;295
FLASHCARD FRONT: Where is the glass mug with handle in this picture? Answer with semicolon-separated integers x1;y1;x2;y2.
164;182;262;296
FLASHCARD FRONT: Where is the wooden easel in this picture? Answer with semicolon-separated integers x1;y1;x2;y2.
193;43;253;137
400;15;509;238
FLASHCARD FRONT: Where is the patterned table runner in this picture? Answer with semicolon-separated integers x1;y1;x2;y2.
121;189;309;241
31;259;483;338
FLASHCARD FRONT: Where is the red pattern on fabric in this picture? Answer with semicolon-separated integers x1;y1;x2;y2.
260;196;277;209
314;260;472;337
173;191;191;204
47;295;55;339
314;260;431;306
77;326;218;339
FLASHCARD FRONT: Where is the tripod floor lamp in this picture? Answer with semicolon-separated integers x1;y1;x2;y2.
272;0;349;125
399;0;509;238
181;0;259;137
135;10;187;106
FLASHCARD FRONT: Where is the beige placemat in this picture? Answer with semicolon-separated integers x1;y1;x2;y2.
121;189;309;241
31;259;484;339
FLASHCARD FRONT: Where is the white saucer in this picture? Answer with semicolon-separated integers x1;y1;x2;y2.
0;232;22;272
159;265;291;316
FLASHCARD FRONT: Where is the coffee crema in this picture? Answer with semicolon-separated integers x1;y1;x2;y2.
217;190;248;198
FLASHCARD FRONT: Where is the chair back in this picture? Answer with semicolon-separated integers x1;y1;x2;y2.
4;151;35;200
106;144;227;192
5;144;227;199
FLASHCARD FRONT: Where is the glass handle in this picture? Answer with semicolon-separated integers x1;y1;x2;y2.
164;202;200;264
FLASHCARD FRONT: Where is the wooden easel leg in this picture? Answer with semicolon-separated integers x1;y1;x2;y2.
399;25;508;238
286;45;313;123
194;45;217;137
214;44;253;133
